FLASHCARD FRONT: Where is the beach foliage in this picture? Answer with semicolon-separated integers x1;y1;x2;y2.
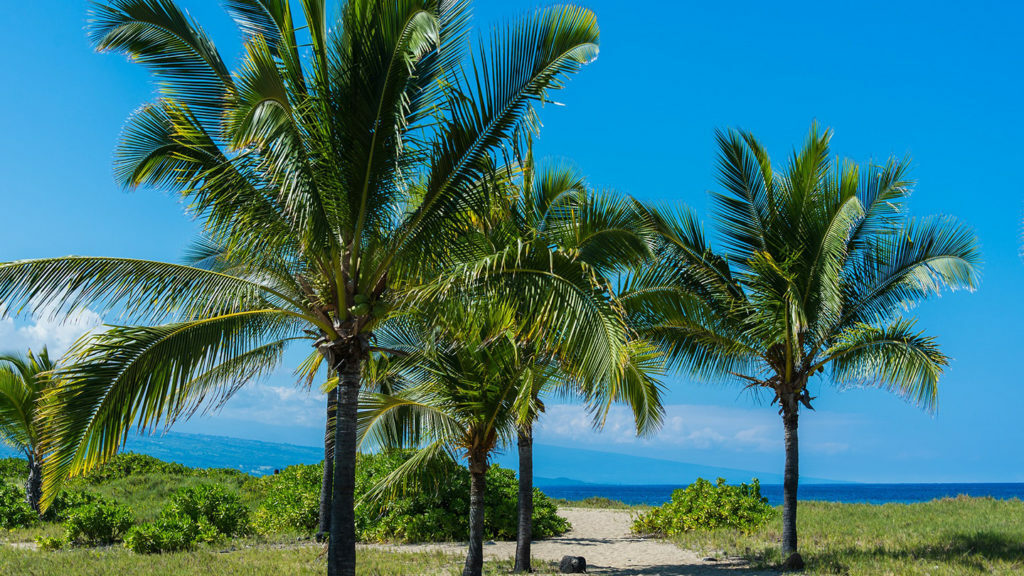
123;483;249;553
631;478;774;536
0;480;36;529
246;452;570;543
63;501;135;545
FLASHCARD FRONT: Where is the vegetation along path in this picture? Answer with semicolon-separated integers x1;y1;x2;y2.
367;508;770;575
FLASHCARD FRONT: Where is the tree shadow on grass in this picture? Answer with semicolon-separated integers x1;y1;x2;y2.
808;531;1024;574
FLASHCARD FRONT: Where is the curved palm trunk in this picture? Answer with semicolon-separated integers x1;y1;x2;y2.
781;394;800;561
513;425;534;573
25;453;41;515
328;344;362;576
463;451;488;576
318;386;338;540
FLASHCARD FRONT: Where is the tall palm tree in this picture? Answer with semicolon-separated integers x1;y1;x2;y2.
624;125;980;567
0;348;57;513
0;1;600;574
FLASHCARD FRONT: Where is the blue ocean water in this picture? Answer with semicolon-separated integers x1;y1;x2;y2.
539;483;1024;506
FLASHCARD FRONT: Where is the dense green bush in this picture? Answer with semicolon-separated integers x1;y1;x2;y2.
0;457;27;481
0;481;36;529
247;463;322;534
164;484;250;537
64;501;135;545
80;453;248;485
124;483;249;553
42;489;103;522
631;478;775;536
246;452;569;543
124;514;220;554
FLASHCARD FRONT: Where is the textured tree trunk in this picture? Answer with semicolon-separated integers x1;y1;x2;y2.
318;386;338;540
513;425;534;573
781;393;800;561
327;344;362;576
463;452;488;576
25;454;41;515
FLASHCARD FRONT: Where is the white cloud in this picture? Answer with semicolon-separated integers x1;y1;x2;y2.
535;404;852;456
0;307;103;356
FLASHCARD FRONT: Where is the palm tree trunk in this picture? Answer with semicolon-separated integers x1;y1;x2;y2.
318;386;338;540
463;451;488;576
513;425;533;573
781;393;800;562
328;343;362;576
25;453;41;515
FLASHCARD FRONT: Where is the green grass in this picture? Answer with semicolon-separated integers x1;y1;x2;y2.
670;496;1024;575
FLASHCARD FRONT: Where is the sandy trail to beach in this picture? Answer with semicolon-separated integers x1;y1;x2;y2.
366;507;772;575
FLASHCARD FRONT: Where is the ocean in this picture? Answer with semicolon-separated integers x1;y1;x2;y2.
538;482;1024;506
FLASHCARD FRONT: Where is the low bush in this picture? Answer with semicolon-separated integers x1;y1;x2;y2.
247;463;321;534
247;452;570;543
80;453;248;485
124;514;220;554
124;484;249;553
631;478;775;536
0;481;36;529
0;457;27;481
164;483;250;537
35;535;66;551
64;501;135;545
42;489;103;523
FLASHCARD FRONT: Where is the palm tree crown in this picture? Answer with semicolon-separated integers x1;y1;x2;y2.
625;124;980;561
0;348;57;513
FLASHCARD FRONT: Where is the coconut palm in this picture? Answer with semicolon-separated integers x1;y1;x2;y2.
624;125;980;567
472;148;664;572
0;348;58;513
0;1;600;574
359;298;528;576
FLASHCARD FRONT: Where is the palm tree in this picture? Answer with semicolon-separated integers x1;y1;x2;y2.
473;148;664;572
624;125;980;567
0;348;57;514
0;1;600;574
360;298;527;576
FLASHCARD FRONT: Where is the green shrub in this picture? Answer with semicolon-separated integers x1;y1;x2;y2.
164;483;250;537
124;514;219;554
35;535;66;551
80;453;192;484
631;477;775;536
123;484;249;553
246;452;570;543
247;463;322;534
42;489;103;522
64;502;135;545
0;457;27;481
0;481;36;529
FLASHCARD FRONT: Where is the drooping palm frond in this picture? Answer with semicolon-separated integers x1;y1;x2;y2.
826;319;947;411
37;310;302;507
0;349;56;455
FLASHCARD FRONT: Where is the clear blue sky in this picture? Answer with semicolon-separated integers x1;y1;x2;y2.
1;1;1022;483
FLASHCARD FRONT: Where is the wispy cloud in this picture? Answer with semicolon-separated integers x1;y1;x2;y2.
535;404;854;456
0;306;102;356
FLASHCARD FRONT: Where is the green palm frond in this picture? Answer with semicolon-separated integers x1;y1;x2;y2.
37;310;301;507
89;0;233;124
0;257;301;324
826;319;948;411
0;349;56;454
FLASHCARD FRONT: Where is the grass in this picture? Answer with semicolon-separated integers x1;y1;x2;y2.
670;496;1024;575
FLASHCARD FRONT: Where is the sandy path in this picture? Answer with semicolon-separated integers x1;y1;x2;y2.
365;508;772;575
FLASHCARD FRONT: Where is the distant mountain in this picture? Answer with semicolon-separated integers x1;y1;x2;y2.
494;444;843;485
1;432;843;484
0;431;323;476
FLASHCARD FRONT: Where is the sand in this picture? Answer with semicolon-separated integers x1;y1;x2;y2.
365;507;774;575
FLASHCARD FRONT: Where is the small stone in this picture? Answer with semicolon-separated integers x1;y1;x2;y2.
781;552;805;571
559;555;587;573
702;556;718;562
485;540;496;545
